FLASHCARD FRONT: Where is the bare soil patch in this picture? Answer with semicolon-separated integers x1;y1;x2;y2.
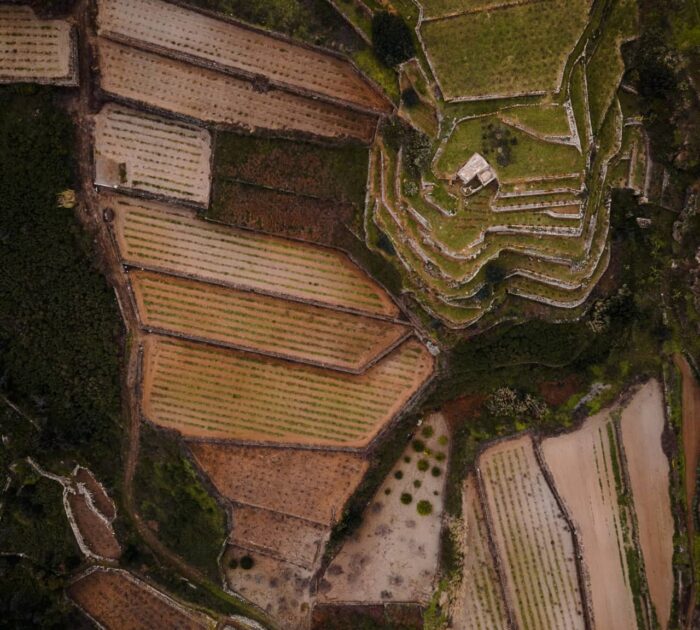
97;0;389;113
69;567;214;629
188;443;367;525
141;334;434;447
96;38;378;143
537;374;582;406
230;505;328;569
675;355;700;525
129;270;409;372
542;409;637;630
223;545;311;630
73;465;116;521
0;5;76;84
479;434;585;630
318;413;449;603
620;380;674;629
66;490;121;560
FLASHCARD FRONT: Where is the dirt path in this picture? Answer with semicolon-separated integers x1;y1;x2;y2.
674;354;700;628
68;2;275;627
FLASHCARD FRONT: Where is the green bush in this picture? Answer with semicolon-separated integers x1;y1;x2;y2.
412;439;426;452
372;11;415;67
401;87;420;107
400;493;413;505
403;456;411;463
417;459;430;472
413;480;422;489
394;470;404;480
431;466;442;477
417;500;433;516
384;487;392;495
435;452;446;462
421;425;434;438
240;556;254;570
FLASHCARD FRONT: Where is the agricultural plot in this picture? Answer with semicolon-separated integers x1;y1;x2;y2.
0;5;76;85
449;475;509;630
479;434;585;630
93;104;211;205
188;443;368;525
420;0;519;18
142;335;433;446
421;0;589;99
109;195;400;318
542;409;637;630
223;545;312;630
620;380;674;629
230;505;327;569
69;567;215;629
96;38;378;143
65;489;121;561
73;465;116;522
675;355;700;529
97;0;389;113
129;270;409;372
319;413;449;603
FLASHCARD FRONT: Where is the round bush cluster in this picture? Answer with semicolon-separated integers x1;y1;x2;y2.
400;492;413;505
413;479;422;489
394;470;404;480
417;500;433;516
421;425;434;438
412;439;425;452
431;466;442;477
417;458;429;472
240;555;254;570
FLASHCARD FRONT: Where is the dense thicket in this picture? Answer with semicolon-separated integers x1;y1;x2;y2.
0;86;122;482
371;11;415;67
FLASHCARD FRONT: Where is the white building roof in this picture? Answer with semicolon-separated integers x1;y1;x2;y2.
457;153;497;186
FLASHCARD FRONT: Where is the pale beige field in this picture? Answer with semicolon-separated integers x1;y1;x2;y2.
449;475;508;630
107;194;400;318
94;104;211;205
188;443;368;525
230;505;328;569
69;568;214;629
0;6;75;84
319;413;449;603
97;38;378;142
129;270;409;372
620;380;674;629
97;0;389;113
542;409;637;630
480;434;585;630
141;334;433;447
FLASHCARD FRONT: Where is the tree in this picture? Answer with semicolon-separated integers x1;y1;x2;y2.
372;11;415;67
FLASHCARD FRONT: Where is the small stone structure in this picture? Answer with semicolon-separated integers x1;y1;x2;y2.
457;152;498;195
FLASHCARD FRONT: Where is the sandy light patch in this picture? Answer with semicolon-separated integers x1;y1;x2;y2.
318;413;449;603
620;380;674;629
542;408;636;630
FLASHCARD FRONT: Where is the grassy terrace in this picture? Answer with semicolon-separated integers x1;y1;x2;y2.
421;0;590;99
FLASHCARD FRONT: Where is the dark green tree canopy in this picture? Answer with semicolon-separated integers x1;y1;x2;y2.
372;11;415;67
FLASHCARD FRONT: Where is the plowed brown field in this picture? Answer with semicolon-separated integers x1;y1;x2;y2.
69;568;214;629
141;334;433;446
66;491;121;560
96;38;378;142
188;443;367;525
97;0;389;113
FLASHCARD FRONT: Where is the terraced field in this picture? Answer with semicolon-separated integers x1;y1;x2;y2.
450;475;509;629
542;410;637;630
69;568;214;629
188;443;368;525
96;38;378;142
130;270;409;372
108;195;399;318
94;104;211;205
479;435;585;630
421;0;590;99
0;5;76;84
142;335;433;446
97;0;389;113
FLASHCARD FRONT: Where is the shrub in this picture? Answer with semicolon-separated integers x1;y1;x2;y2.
240;555;254;570
421;425;434;438
435;452;446;462
228;558;238;569
438;435;448;446
384;487;391;495
413;479;422;489
372;11;415;67
417;500;433;516
394;470;404;480
412;439;425;452
401;87;420;107
431;466;442;477
417;459;429;472
400;492;413;505
403;456;411;463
